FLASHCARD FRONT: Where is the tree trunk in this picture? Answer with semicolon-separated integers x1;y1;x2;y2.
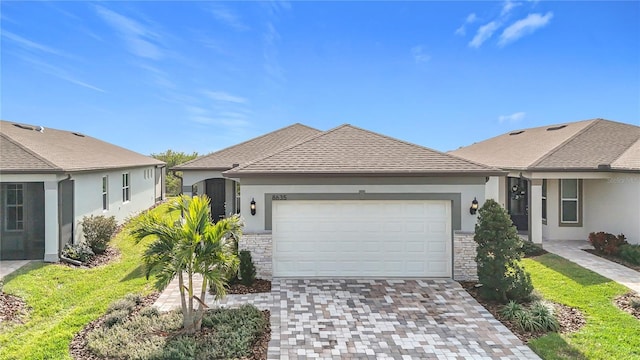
195;276;208;331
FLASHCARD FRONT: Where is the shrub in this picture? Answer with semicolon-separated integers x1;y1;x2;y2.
81;215;117;254
589;232;627;255
530;301;560;332
618;244;640;265
103;309;130;328
500;300;524;320
239;250;257;286
515;309;542;332
107;297;137;314
61;242;94;263
474;199;533;303
522;241;546;257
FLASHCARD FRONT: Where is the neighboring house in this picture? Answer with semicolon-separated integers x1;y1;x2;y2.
0;120;166;261
451;118;640;245
177;123;502;280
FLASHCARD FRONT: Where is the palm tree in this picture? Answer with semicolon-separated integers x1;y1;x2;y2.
131;195;242;333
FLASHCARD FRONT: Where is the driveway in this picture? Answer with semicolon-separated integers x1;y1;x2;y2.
268;279;539;359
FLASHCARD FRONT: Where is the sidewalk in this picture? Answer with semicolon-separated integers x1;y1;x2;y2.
0;260;31;280
543;240;640;294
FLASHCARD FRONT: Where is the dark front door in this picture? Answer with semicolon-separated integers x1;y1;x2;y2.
508;177;528;231
205;179;226;222
58;179;74;249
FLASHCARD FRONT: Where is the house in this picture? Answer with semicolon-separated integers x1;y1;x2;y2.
176;123;503;280
450;118;640;245
0;120;166;261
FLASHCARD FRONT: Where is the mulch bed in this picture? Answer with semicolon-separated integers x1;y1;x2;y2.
614;292;640;320
70;292;270;360
460;281;586;343
583;249;640;272
0;292;29;326
226;279;272;295
61;246;121;269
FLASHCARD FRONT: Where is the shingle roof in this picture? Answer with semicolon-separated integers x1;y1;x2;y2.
173;123;322;170
223;124;501;177
450;119;640;172
0;120;164;173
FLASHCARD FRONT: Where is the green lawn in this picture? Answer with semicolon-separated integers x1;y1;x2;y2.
525;254;640;360
0;205;172;360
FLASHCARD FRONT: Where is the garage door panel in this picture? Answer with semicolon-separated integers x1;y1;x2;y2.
273;200;452;277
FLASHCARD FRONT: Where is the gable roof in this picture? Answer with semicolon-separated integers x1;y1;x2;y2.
173;123;322;171
223;124;501;177
450;119;640;172
0;120;164;174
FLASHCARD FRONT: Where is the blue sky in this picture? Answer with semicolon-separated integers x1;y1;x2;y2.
2;1;638;155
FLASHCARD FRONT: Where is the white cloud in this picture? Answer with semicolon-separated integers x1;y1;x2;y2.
204;91;247;104
20;56;105;92
411;46;431;64
498;112;526;123
501;0;521;16
455;13;478;36
95;6;163;60
469;21;500;48
2;31;71;58
263;22;285;84
499;12;553;46
209;4;249;31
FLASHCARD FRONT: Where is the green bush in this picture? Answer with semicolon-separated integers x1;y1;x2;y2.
239;250;257;286
103;309;130;328
515;309;542;332
618;244;640;265
474;199;533;303
530;301;559;332
61;242;94;263
522;241;546;257
500;300;524;320
589;231;627;255
81;215;117;254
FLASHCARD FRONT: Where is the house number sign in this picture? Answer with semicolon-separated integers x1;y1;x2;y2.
272;194;288;200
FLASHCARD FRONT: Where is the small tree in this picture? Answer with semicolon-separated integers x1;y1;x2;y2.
239;250;257;286
474;199;533;303
131;195;242;333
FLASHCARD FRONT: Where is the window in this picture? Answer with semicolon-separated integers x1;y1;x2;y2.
235;182;241;214
541;179;547;223
5;183;24;231
122;173;130;202
560;179;580;225
102;176;109;210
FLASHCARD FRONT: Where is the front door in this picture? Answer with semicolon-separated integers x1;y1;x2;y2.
205;179;226;222
508;177;528;231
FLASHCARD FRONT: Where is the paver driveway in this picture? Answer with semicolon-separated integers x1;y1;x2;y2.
268;279;540;359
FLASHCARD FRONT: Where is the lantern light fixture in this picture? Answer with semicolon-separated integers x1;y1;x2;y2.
250;198;256;216
470;197;479;215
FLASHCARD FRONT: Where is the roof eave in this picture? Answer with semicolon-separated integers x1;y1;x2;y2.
223;170;506;178
171;166;231;172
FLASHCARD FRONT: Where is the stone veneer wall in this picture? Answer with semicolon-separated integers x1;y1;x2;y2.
241;231;478;281
453;231;478;281
239;233;273;280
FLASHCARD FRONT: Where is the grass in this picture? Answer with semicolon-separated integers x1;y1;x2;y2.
0;204;175;360
524;254;640;360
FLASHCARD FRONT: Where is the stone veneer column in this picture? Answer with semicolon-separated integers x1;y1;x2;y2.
453;231;478;281
239;233;273;280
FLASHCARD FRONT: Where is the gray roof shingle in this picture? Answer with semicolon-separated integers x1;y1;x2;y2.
173;123;322;170
224;124;501;177
0;120;164;173
450;119;640;172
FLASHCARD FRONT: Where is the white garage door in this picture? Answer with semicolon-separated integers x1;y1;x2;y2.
272;200;452;277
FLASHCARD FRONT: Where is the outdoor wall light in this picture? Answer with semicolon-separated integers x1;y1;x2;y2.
470;197;479;215
250;198;256;216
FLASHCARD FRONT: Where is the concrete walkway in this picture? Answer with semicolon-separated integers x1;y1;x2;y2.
543;240;640;294
0;260;31;280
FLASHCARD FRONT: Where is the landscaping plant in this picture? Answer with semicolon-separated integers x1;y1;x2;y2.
588;231;627;255
239;250;257;287
81;215;117;254
618;244;640;265
61;242;95;263
474;199;533;303
131;195;242;333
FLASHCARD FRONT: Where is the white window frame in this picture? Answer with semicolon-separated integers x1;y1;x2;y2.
4;183;24;231
560;179;580;225
122;173;130;203
102;176;109;211
541;179;547;224
235;182;241;214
